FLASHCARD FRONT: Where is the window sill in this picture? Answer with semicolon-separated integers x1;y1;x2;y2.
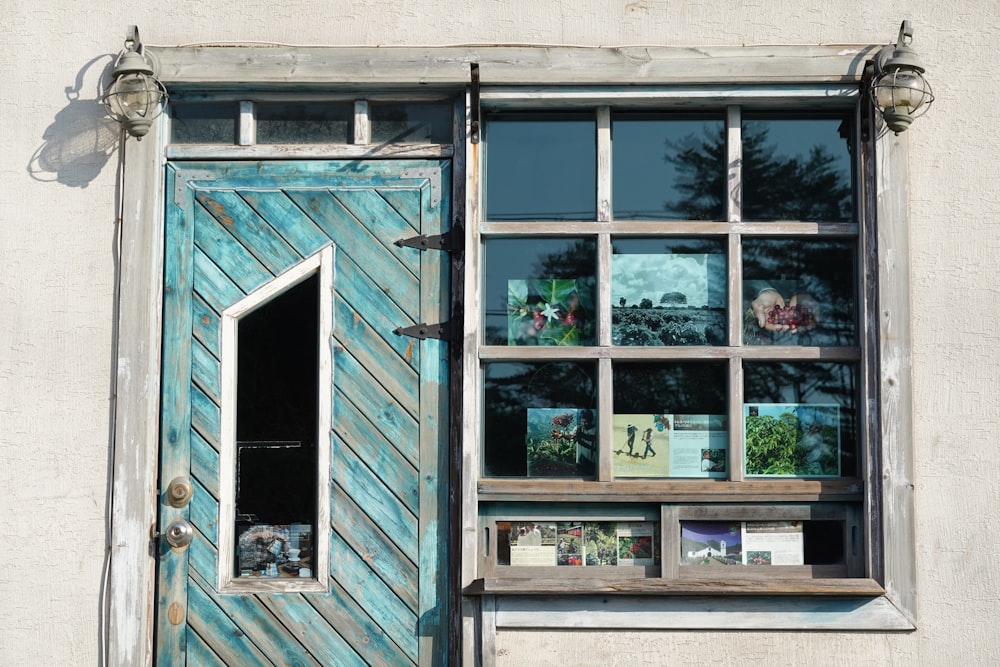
466;576;884;597
477;478;865;503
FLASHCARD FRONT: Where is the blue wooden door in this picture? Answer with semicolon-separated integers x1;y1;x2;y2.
157;160;450;666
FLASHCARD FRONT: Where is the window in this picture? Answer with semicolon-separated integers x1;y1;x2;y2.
463;81;912;628
218;247;334;593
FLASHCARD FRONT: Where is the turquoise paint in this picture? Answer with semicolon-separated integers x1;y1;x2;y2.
158;161;449;665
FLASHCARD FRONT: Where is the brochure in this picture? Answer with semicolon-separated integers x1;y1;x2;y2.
743;403;840;477
680;520;804;566
742;521;804;566
507;521;658;567
526;407;596;477
509;522;557;566
617;522;655;566
613;413;727;478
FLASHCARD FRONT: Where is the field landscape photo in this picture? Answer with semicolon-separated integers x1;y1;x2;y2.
612;252;726;346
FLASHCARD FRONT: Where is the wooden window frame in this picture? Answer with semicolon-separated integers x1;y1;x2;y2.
107;43;914;666
217;245;334;594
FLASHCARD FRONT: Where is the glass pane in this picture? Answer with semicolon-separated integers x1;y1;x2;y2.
743;362;858;477
680;520;845;566
483;361;597;477
485;113;597;221
497;520;659;567
483;238;596;346
256;102;352;144
370;102;452;144
742;238;856;346
612;237;727;346
170;102;237;144
612;362;728;478
742;116;855;222
613;114;726;220
235;275;318;578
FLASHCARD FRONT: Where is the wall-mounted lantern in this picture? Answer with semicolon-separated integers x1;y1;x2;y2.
102;26;166;140
870;21;934;134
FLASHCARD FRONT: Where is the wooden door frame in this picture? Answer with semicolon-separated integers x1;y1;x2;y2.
107;100;467;667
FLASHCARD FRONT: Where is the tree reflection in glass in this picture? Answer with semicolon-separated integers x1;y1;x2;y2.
483;362;597;477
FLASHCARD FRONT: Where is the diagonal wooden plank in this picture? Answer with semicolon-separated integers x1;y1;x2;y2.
332;479;418;612
193;246;244;315
186;575;272;667
195;189;301;274
333;441;417;563
335;251;419;361
188;477;218;547
334;295;418;416
186;625;228;667
193;204;272;294
239;189;330;258
334;348;418;458
191;339;220;406
192;293;220;356
377;188;422;234
308;578;416;667
190;429;219;499
190;384;220;450
332;189;422;278
258;594;367;667
334;386;418;505
286;189;420;313
330;530;418;662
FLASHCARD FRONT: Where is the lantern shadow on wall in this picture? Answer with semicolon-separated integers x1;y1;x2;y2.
27;53;120;189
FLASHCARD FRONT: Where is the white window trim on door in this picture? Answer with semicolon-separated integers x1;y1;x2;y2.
217;245;334;594
107;43;914;667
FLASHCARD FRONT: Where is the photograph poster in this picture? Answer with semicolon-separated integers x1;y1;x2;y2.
508;522;557;566
556;523;584;566
617;522;655;566
744;403;840;476
508;278;592;346
611;253;726;346
742;521;804;566
613;413;727;478
526;408;597;477
681;520;804;566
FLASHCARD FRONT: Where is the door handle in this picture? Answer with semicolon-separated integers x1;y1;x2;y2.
164;519;195;549
166;476;194;508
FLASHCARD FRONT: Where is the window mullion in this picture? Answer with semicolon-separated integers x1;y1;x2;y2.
354;99;370;145
238;100;256;146
597;357;614;482
596;106;612;222
726;105;742;222
727;105;745;481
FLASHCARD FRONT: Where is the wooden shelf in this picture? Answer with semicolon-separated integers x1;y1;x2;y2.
465;576;884;597
477;478;865;503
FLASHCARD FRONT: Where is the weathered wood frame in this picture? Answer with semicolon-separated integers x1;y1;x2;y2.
458;51;915;653
106;43;913;667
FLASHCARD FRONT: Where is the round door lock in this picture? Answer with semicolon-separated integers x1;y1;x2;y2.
165;476;194;508
165;519;194;549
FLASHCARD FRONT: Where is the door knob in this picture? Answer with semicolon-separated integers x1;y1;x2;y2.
165;519;194;549
166;476;194;507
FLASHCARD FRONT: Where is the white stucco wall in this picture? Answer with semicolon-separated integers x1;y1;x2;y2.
1;1;996;664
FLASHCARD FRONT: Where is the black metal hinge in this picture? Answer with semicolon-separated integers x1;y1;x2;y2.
470;62;481;144
393;321;455;341
395;229;461;252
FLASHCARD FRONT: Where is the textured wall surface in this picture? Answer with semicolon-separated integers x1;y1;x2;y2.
1;1;997;664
